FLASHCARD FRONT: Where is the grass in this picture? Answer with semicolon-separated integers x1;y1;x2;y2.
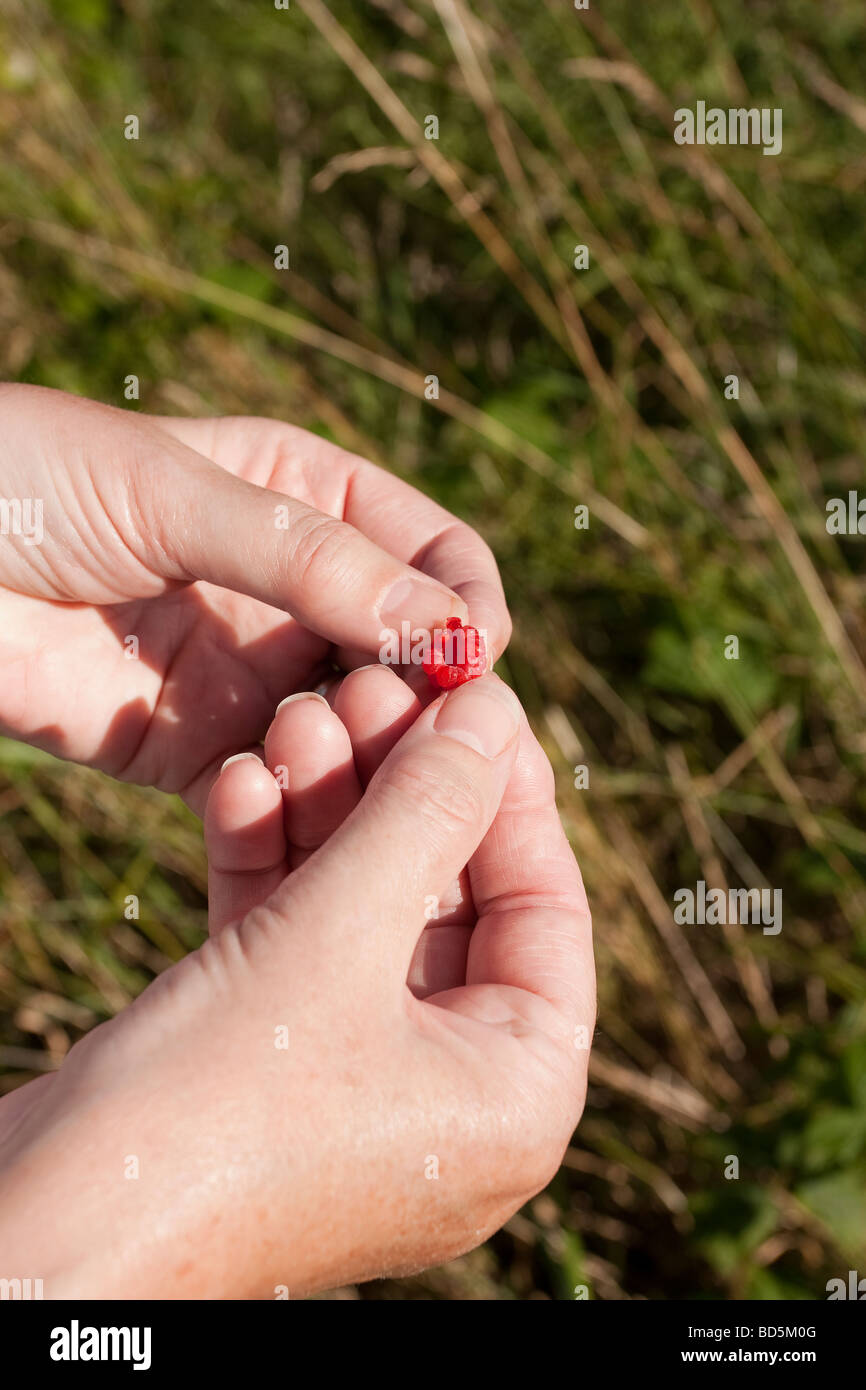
1;0;866;1299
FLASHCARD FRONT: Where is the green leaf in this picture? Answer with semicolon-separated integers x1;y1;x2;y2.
797;1170;866;1260
799;1107;866;1172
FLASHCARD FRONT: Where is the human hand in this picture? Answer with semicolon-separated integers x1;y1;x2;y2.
207;662;479;992
0;386;509;810
0;674;593;1297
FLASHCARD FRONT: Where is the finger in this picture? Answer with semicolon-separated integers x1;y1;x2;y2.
407;923;472;999
406;540;508;668
181;741;263;821
334;663;476;996
332;664;422;785
136;422;468;654
205;753;287;934
275;674;521;980
263;693;362;860
340;463;511;662
150;416;510;660
331;644;375;674
463;722;595;1032
309;673;343;710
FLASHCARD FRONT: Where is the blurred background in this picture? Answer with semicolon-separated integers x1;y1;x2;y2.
1;0;865;1299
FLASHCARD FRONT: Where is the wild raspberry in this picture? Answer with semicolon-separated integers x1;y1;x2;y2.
423;617;487;689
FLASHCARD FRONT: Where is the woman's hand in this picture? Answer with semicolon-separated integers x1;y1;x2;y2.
0;675;593;1297
207;663;479;991
0;386;509;811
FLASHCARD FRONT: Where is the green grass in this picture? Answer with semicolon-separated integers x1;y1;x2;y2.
1;0;865;1298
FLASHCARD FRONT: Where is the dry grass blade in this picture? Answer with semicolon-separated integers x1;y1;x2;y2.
602;811;745;1063
589;1053;723;1129
310;146;418;193
13;218;652;551
793;44;866;134
666;744;777;1027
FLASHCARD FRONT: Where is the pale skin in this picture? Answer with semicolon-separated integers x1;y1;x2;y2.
0;384;509;811
0;387;594;1296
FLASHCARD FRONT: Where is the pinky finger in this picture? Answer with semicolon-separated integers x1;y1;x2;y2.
205;753;288;934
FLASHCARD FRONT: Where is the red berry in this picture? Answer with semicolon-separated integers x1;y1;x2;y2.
422;618;487;690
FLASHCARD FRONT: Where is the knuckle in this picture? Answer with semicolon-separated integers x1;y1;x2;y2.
383;758;485;836
289;512;356;593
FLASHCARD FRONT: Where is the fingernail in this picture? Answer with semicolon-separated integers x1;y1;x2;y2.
220;752;263;773
433;678;520;759
275;691;330;715
378;575;466;634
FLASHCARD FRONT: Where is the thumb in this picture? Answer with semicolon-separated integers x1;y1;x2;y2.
140;429;468;651
274;674;522;980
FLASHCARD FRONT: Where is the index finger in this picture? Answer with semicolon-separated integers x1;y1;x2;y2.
149;414;511;661
343;460;512;662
